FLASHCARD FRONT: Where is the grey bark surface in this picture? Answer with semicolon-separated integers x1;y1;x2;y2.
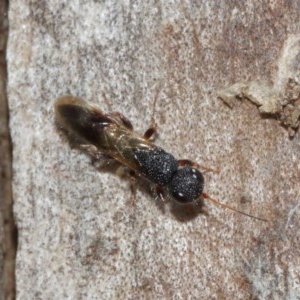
0;1;15;299
8;1;300;299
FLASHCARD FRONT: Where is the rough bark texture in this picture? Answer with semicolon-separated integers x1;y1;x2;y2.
0;1;16;299
7;1;300;299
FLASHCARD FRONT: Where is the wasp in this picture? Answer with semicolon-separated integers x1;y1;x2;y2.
55;95;267;221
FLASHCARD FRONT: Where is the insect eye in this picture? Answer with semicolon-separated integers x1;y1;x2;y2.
169;167;204;203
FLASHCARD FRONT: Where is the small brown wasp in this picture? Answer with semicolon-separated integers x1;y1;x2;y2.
55;95;267;221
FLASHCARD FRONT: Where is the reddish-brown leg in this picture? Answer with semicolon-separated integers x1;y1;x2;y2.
155;185;168;203
178;159;218;173
143;124;158;140
143;88;160;140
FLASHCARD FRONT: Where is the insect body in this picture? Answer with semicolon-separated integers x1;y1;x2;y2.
55;96;267;221
55;96;204;204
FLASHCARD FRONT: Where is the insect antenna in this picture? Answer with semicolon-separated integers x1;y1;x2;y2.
201;193;268;222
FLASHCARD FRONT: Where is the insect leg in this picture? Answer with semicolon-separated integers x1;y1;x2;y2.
79;144;114;169
178;159;218;173
143;124;158;140
155;185;168;203
116;166;137;181
144;88;160;140
79;144;110;160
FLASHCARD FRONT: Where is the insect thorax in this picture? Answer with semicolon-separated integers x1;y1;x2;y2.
133;148;178;186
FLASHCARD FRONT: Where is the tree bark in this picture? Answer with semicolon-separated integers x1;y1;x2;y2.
7;1;300;299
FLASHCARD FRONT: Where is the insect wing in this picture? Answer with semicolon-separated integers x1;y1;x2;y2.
55;96;115;145
55;95;155;172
